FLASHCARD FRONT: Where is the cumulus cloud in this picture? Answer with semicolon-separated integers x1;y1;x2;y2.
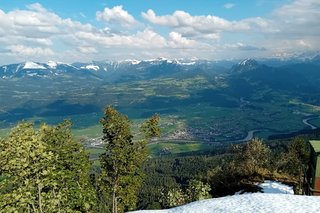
272;0;320;36
96;5;137;28
9;45;54;57
0;3;209;63
141;9;270;38
168;32;198;48
0;1;319;64
142;9;234;33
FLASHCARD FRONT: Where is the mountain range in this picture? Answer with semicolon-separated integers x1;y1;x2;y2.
1;55;320;81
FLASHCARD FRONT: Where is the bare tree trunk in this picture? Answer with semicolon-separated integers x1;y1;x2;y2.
38;181;43;213
53;188;61;213
31;203;36;212
115;195;118;213
112;183;118;213
112;186;116;213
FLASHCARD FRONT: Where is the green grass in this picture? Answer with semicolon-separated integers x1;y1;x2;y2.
73;125;102;138
0;128;10;138
87;148;105;160
148;142;214;156
87;141;217;159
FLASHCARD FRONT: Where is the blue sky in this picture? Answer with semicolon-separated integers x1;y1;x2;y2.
0;0;319;64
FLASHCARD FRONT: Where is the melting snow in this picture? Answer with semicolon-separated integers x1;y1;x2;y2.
258;180;293;194
130;181;320;213
130;194;320;213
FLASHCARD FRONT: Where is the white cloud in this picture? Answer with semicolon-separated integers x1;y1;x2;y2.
272;0;320;36
75;28;201;50
0;1;319;64
142;9;233;32
9;45;54;57
168;32;198;48
141;9;268;38
224;3;235;9
78;46;98;54
96;5;137;28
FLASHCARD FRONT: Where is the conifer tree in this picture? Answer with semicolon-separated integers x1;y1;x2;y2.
99;106;160;213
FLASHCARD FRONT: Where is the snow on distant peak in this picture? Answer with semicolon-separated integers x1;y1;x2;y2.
238;59;258;66
23;61;46;69
145;57;171;63
177;61;196;66
123;59;141;65
157;57;169;61
47;61;57;69
81;64;100;71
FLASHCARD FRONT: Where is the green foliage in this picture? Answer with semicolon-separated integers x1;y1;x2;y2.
186;180;211;202
159;179;211;208
233;138;271;177
41;120;97;211
208;138;272;196
0;121;96;212
161;187;186;208
273;137;310;193
99;106;160;213
137;156;219;209
140;114;161;140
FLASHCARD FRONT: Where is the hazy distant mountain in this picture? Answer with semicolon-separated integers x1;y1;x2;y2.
0;58;227;81
0;61;97;79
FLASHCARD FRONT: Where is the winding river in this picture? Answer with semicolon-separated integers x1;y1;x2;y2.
234;130;261;142
302;117;318;130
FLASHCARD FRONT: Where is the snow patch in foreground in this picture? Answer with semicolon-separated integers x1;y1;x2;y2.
130;194;320;213
258;180;293;194
235;180;294;195
130;181;319;213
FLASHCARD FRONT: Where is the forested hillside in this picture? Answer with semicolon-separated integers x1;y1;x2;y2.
0;107;314;212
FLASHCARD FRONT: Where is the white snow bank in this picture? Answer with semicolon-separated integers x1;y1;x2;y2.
258;180;293;194
130;193;320;213
236;180;294;195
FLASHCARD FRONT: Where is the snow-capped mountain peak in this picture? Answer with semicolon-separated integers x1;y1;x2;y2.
80;64;100;71
231;59;260;73
23;61;46;70
47;61;57;69
122;59;141;65
238;59;258;67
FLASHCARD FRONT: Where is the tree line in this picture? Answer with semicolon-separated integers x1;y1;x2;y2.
0;106;160;213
